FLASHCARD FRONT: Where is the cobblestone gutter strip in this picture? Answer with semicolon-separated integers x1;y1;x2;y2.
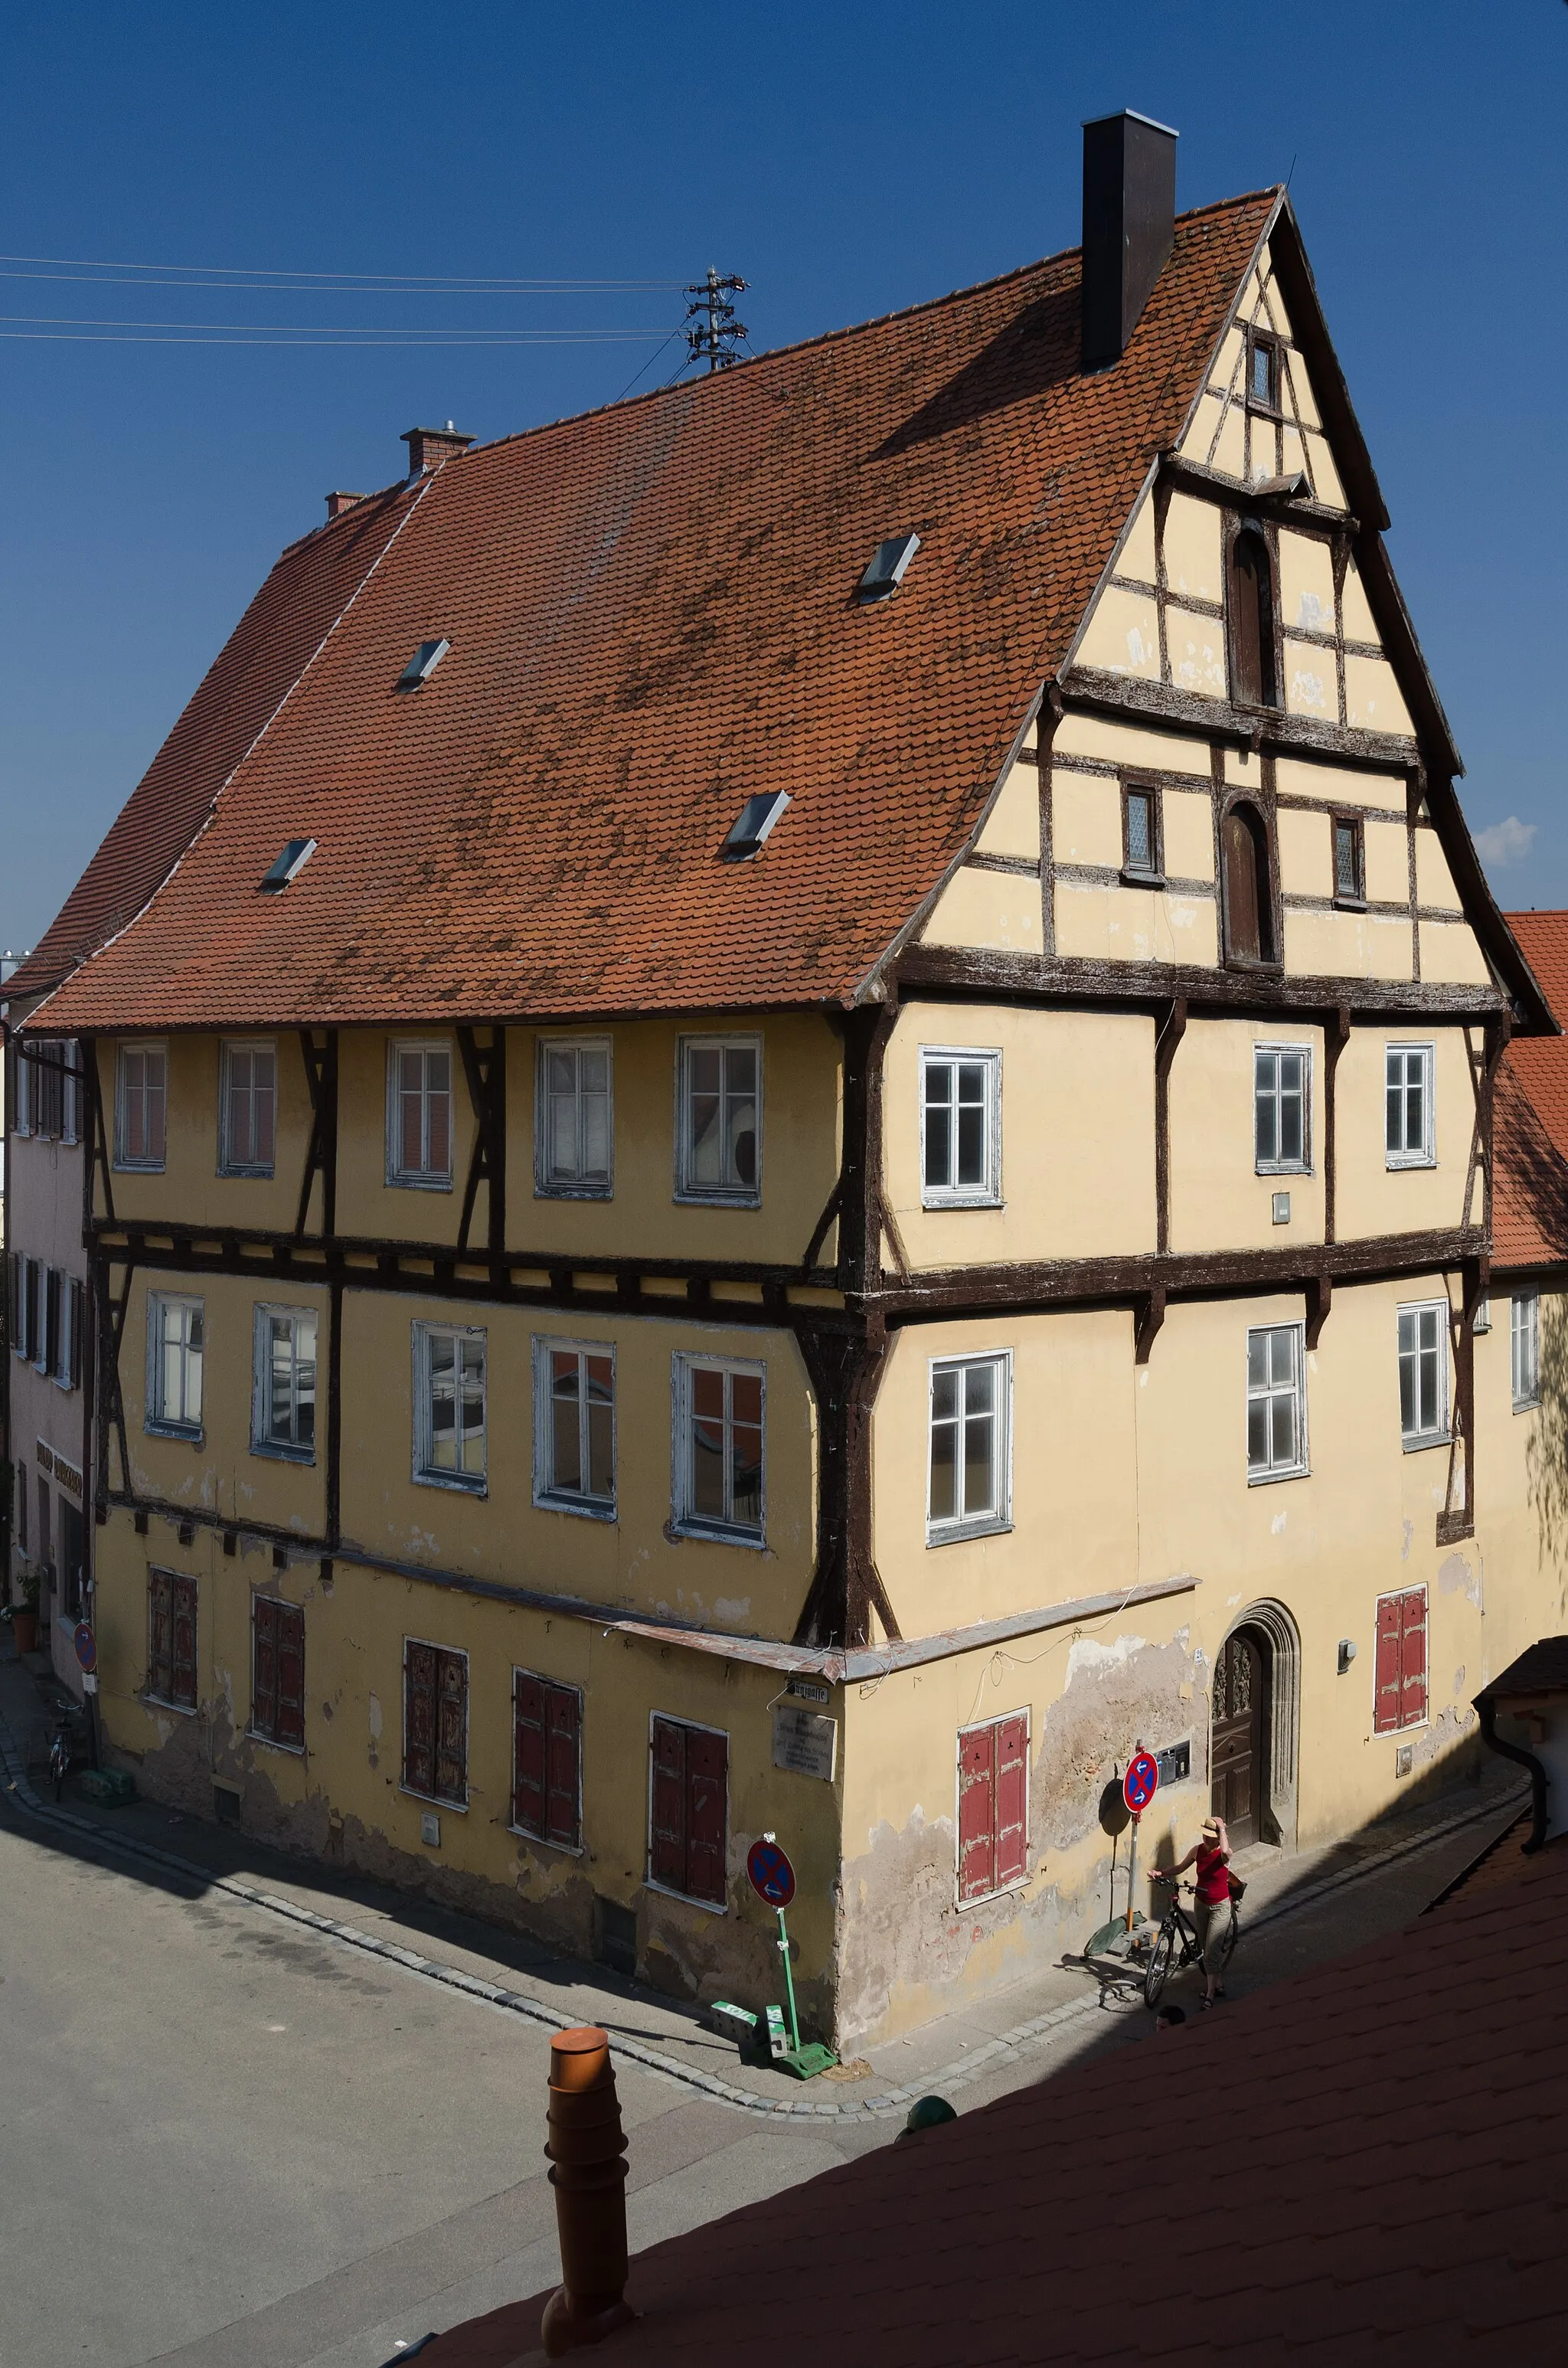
0;1706;1522;2123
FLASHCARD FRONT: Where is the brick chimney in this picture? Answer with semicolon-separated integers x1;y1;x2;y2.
401;421;475;476
324;491;364;521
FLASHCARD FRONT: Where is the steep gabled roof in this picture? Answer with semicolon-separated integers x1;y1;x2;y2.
1494;911;1568;1267
25;191;1276;1034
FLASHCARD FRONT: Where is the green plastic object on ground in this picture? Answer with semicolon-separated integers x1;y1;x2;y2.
903;2096;957;2134
76;1767;136;1806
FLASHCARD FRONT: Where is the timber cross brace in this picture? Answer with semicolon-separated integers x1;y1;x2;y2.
456;1025;507;1259
295;1030;339;1239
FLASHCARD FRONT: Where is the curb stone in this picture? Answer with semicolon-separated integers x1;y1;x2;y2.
0;1699;1524;2121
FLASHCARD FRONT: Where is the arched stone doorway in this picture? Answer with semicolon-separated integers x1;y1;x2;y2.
1210;1601;1300;1851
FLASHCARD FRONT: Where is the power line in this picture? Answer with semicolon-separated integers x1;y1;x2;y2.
0;328;675;348
0;311;675;339
0;250;688;293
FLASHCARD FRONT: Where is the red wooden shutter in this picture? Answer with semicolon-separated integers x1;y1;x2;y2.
684;1727;727;1905
514;1673;547;1836
435;1650;467;1803
1374;1595;1403;1735
545;1685;581;1850
994;1715;1030;1889
149;1568;172;1700
405;1640;436;1796
650;1716;687;1892
958;1722;998;1902
276;1603;305;1749
253;1595;279;1738
172;1575;198;1709
1399;1589;1427;1729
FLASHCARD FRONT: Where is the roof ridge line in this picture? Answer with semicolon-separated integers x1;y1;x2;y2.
440;187;1286;468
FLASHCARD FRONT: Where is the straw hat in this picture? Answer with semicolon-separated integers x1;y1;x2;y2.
1201;1817;1221;1840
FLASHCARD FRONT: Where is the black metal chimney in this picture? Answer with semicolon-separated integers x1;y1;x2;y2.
1081;110;1178;371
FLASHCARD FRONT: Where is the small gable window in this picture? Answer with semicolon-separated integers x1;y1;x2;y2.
1246;331;1281;415
1227;524;1278;708
1122;782;1162;882
1332;815;1365;906
1222;801;1275;966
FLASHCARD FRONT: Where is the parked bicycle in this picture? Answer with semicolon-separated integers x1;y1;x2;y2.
47;1698;84;1802
1143;1869;1240;2009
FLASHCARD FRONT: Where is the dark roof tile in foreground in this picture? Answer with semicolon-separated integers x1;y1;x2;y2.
26;193;1278;1035
423;1831;1568;2367
1476;1634;1568;1702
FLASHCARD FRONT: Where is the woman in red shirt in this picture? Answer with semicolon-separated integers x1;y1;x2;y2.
1166;1815;1232;2006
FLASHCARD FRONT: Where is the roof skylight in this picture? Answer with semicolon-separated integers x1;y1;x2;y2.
720;791;790;862
397;637;450;689
857;531;921;602
260;838;317;893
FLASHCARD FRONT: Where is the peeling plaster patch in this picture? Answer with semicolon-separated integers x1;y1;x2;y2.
1271;1511;1287;1535
1064;1632;1147;1685
1290;669;1328;713
1410;1701;1476;1773
714;1598;752;1624
1125;626;1148;668
1295;591;1325;631
1438;1552;1482;1611
1226;1594;1242;1607
368;1693;383;1738
1453;1666;1466;1696
1401;1519;1414;1562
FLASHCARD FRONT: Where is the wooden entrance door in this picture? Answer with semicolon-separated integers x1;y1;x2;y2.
1211;1630;1265;1846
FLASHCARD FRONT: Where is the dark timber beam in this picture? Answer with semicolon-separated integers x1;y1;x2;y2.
1158;453;1359;538
1061;664;1420;768
897;944;1508;1023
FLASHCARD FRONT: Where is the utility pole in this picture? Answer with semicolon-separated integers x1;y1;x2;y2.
683;268;749;373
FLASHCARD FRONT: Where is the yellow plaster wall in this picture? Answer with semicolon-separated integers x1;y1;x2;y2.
1332;1025;1476;1241
1167;1019;1328;1254
973;757;1041;861
883;1002;1156;1269
1165;610;1227;700
1052;714;1211;782
1282;908;1415;981
1051;771;1122;869
1163;790;1217;883
1344;653;1414;738
335;1030;477;1248
118;1264;329;1535
1073;583;1161;679
1420;921;1494;988
1364;819;1413;904
1415;830;1464;914
501;1013;841;1269
1278;808;1333;899
920;865;1044;957
96;1034;315;1234
1054;879;1218;966
1278;531;1337;638
1161;492;1223;603
1275;759;1407;816
1282;639;1338;721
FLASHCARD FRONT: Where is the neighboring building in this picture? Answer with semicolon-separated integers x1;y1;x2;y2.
2;1013;91;1692
15;115;1568;2047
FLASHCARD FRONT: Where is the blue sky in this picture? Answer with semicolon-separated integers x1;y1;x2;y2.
3;2;1565;954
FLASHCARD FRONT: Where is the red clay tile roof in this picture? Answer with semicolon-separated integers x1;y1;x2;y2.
1478;1634;1568;1702
426;1830;1568;2367
1494;912;1568;1268
24;192;1279;1035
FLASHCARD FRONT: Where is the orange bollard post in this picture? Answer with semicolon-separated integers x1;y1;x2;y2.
540;2026;637;2358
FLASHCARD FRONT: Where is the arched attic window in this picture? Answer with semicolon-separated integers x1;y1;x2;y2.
1228;524;1278;708
1223;800;1275;965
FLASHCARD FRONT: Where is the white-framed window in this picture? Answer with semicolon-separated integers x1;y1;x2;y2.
116;1042;168;1171
147;1293;204;1439
19;1038;80;1143
1254;1044;1311;1174
920;1048;1002;1206
1511;1288;1540;1413
536;1038;612;1198
413;1322;486;1490
671;1355;765;1542
1386;1043;1435;1169
252;1305;318;1460
1397;1301;1449;1449
220;1040;277;1177
533;1338;615;1516
387;1042;453;1188
927;1352;1013;1542
34;1261;52;1376
675;1036;760;1205
1246;1323;1307;1481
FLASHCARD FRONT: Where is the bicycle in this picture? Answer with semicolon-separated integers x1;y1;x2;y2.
1143;1870;1240;2009
47;1699;82;1802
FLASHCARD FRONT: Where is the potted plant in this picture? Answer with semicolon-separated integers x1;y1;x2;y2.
12;1566;41;1656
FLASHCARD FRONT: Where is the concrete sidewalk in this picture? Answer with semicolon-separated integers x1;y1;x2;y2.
0;1628;1524;2126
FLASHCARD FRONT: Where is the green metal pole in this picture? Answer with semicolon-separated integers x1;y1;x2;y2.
776;1907;801;2052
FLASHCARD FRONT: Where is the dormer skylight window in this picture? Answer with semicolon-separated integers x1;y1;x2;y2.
856;531;921;603
260;838;317;893
397;637;450;689
720;791;790;862
1246;331;1281;416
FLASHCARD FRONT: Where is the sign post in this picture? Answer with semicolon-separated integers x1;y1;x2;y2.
1121;1750;1160;1935
745;1833;838;2081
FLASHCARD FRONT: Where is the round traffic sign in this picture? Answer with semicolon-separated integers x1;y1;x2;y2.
746;1836;795;1908
73;1622;97;1675
1122;1751;1159;1815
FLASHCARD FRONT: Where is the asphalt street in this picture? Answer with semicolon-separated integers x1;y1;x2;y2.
0;1772;1520;2368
